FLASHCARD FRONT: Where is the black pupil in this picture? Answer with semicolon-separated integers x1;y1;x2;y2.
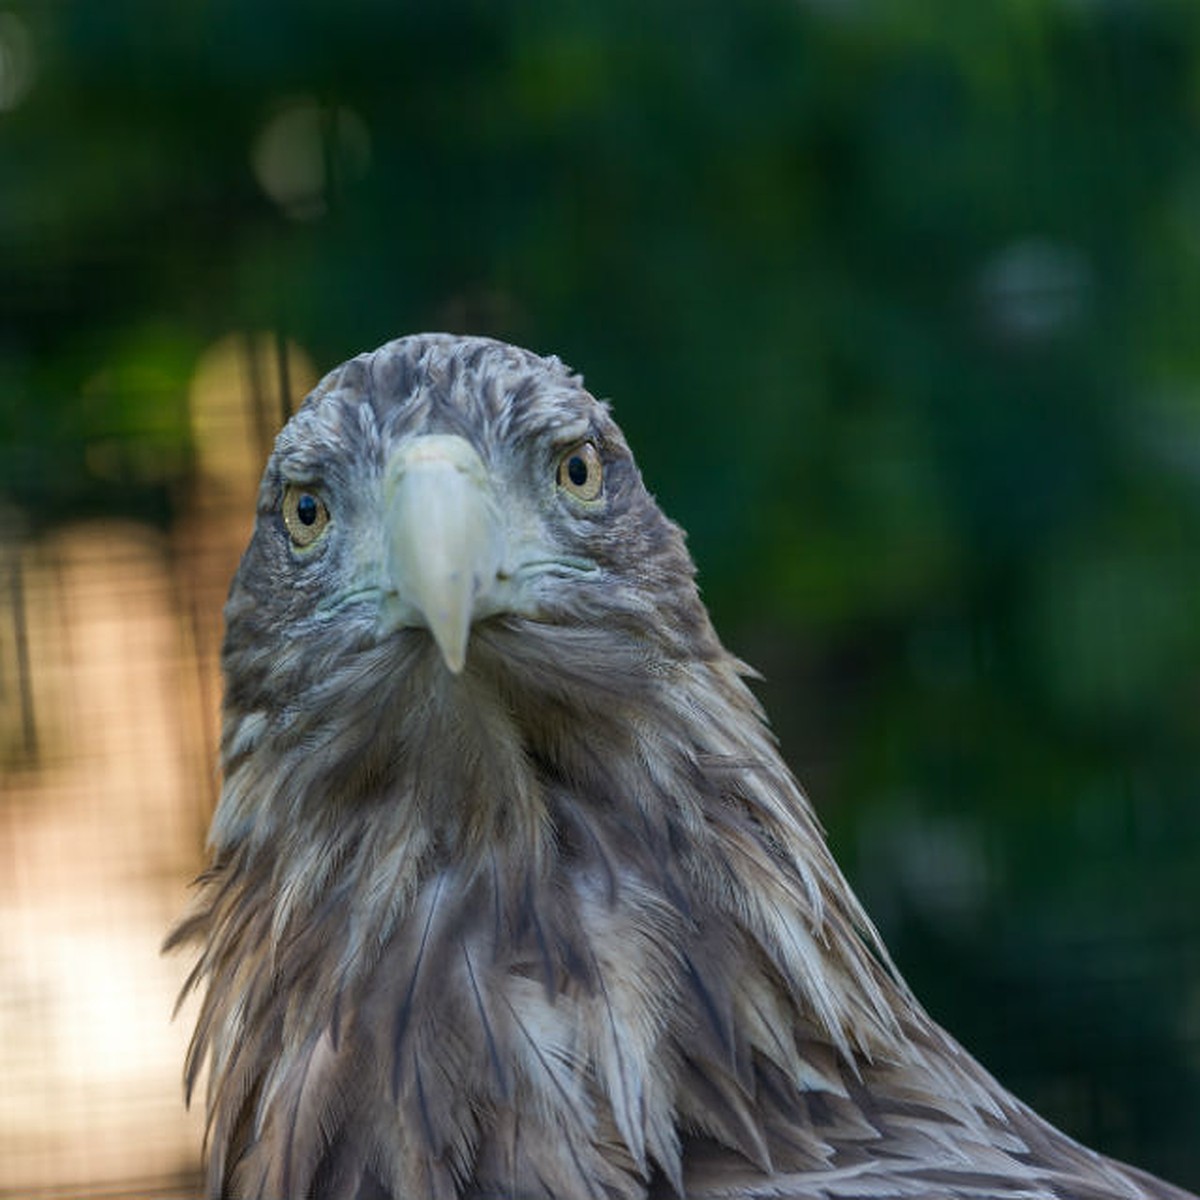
567;455;589;487
296;493;319;526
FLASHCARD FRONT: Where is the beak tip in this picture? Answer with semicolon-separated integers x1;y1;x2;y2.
441;646;467;675
431;624;469;675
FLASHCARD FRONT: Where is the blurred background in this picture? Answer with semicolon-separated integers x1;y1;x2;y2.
2;0;1200;1195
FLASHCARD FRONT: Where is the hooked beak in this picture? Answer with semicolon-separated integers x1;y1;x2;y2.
383;434;505;674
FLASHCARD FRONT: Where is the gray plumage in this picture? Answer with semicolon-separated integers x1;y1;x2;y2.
168;333;1195;1200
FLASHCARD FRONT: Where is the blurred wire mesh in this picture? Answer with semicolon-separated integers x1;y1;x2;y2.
0;337;316;1198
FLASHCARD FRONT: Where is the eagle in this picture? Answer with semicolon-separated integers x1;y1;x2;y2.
169;333;1195;1200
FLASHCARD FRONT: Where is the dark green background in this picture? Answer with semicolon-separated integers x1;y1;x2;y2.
4;0;1199;1186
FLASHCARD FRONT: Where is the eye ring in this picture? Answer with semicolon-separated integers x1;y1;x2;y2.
282;484;331;547
556;441;603;502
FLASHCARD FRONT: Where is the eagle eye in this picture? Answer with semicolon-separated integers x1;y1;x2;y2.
556;442;603;502
282;484;330;547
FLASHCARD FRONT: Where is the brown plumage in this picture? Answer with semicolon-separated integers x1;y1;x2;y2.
169;333;1195;1200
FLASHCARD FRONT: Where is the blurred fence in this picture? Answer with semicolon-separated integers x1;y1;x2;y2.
1;522;204;1194
0;335;315;1198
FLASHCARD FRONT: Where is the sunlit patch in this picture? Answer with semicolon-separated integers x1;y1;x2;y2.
189;331;318;492
0;525;206;1193
79;327;194;489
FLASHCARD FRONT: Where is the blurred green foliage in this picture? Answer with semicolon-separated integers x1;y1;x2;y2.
3;0;1199;1185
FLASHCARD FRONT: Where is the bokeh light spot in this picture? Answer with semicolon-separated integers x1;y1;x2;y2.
0;11;34;112
189;331;318;489
977;237;1093;343
250;96;371;220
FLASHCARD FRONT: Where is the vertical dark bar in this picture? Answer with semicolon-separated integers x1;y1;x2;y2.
9;556;37;760
275;328;293;424
243;330;274;463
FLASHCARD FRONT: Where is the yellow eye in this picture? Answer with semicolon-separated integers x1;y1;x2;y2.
282;484;330;547
556;441;603;502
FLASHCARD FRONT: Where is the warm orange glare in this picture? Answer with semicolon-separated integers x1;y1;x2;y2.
0;331;317;1193
189;330;318;490
0;524;206;1192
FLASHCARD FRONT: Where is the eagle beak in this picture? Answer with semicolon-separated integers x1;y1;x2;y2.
383;434;505;674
